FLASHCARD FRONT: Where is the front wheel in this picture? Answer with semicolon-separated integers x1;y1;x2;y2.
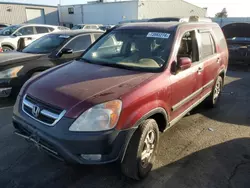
2;46;13;52
121;119;159;180
206;76;223;108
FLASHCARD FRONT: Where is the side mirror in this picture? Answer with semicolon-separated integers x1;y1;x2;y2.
13;32;22;37
178;57;192;71
61;48;73;55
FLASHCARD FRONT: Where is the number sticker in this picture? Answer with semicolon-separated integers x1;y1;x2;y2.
59;35;70;38
147;32;170;39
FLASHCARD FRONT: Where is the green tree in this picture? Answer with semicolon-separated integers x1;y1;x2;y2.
215;8;228;18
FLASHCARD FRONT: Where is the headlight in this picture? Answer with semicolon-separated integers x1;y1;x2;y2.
69;100;122;132
0;66;23;79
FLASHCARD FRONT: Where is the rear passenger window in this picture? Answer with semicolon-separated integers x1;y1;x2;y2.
36;27;49;34
200;32;215;59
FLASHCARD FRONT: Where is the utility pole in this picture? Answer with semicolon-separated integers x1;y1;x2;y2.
58;0;63;25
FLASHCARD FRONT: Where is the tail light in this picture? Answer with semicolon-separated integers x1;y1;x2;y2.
0;47;3;52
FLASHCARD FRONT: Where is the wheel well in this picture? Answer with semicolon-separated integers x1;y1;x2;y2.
148;113;167;132
2;45;14;50
219;71;225;85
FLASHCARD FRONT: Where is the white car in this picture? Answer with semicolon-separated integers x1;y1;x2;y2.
71;24;103;31
0;24;69;51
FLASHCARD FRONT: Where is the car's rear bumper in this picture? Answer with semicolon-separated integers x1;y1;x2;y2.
12;96;135;164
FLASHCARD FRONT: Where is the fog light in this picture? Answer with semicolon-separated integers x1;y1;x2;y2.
81;154;102;161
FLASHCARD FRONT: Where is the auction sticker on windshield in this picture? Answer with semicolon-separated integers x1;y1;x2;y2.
59;35;70;38
147;32;170;39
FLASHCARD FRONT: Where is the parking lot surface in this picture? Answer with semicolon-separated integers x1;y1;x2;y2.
0;70;250;188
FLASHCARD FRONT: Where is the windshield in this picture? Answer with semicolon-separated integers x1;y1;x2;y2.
81;30;173;71
22;34;70;54
72;25;84;30
0;25;21;36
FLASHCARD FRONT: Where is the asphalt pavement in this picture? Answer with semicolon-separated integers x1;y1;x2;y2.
0;69;250;188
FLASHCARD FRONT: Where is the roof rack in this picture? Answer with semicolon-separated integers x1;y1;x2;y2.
180;16;212;23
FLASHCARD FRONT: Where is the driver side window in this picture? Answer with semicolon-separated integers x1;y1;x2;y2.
17;27;35;36
177;30;199;63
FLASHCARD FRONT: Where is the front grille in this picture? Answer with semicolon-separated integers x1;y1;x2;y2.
22;94;66;126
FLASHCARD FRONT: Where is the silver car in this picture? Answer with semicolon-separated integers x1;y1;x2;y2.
0;24;69;51
71;24;103;31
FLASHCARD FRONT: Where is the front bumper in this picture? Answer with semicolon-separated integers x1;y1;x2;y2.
0;78;12;97
0;77;23;97
12;96;135;164
0;87;12;97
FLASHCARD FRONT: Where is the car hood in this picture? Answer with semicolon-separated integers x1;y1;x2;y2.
223;23;250;39
26;60;154;118
0;51;45;67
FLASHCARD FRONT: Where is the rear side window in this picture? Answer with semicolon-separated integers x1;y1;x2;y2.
199;32;215;59
213;27;227;50
36;27;49;34
66;35;91;51
48;27;55;32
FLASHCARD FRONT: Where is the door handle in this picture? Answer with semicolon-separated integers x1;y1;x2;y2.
217;57;221;63
197;67;203;73
27;37;32;40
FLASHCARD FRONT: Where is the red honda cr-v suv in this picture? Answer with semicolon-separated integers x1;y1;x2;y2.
13;21;228;180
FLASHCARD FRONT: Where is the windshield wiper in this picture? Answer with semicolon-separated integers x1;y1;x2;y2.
79;58;139;70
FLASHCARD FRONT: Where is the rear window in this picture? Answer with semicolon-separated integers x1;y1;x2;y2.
213;27;227;50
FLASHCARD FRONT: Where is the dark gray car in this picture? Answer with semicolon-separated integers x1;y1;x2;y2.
0;30;104;98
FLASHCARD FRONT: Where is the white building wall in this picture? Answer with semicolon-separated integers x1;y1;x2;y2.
0;3;58;25
59;0;206;25
82;1;138;25
59;5;83;25
137;0;207;19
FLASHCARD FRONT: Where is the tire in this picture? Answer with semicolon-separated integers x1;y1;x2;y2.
121;119;159;180
2;46;13;52
206;76;223;108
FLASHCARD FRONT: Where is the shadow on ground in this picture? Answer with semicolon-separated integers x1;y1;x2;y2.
1;137;249;188
191;70;250;127
144;138;250;188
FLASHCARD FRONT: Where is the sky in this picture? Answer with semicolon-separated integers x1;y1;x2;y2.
0;0;249;17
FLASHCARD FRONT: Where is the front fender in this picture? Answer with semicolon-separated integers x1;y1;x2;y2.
1;42;16;50
117;99;170;130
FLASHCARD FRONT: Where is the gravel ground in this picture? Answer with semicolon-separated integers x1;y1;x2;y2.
0;70;250;188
